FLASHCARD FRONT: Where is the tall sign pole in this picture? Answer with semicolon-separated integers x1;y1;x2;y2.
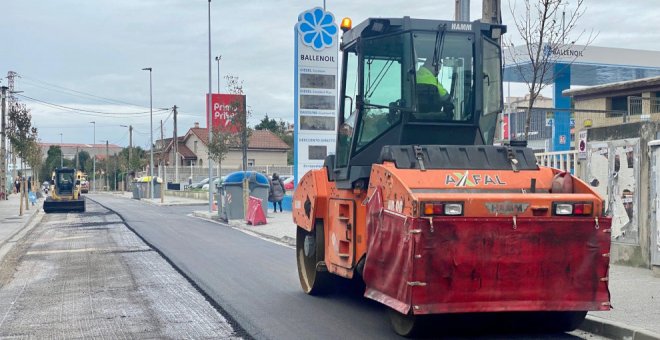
293;7;339;188
207;0;214;213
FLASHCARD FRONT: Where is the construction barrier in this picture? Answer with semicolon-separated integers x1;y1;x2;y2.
246;196;267;225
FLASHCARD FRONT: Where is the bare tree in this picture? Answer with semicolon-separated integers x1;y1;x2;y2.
25;140;43;191
506;0;595;139
7;103;38;171
223;75;252;170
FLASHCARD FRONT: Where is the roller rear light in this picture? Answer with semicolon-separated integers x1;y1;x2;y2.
553;202;593;216
422;202;463;216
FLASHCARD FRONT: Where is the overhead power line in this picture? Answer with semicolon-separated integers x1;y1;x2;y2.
20;75;151;109
17;94;169;116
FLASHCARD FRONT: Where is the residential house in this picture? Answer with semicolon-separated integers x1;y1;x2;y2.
158;122;290;170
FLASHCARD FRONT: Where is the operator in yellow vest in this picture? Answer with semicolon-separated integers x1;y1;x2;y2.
416;57;450;103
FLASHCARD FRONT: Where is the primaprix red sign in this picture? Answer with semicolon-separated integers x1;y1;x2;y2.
206;94;245;133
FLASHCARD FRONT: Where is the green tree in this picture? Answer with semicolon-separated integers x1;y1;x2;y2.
254;115;292;165
214;74;252;172
40;145;62;181
254;114;281;133
75;150;91;172
25;140;43;187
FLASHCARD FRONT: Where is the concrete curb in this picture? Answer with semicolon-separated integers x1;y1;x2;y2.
579;315;660;340
191;211;296;247
96;192;208;207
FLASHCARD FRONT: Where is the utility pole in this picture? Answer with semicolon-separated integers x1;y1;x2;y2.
60;133;63;168
160;119;164;179
114;152;118;191
7;72;17;181
90;121;96;192
482;0;502;25
0;86;7;200
455;0;470;21
75;147;79;169
105;140;109;191
121;124;133;191
173;105;178;183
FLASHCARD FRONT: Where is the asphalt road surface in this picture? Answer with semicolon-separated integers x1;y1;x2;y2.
0;201;238;339
89;194;608;340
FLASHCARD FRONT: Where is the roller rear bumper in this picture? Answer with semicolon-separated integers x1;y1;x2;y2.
363;210;612;316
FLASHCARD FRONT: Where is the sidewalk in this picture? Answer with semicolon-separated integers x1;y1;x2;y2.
0;192;43;263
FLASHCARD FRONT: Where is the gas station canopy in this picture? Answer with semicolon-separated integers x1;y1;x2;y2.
504;44;660;86
502;44;660;151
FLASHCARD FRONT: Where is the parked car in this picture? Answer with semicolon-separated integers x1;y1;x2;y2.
282;176;294;190
202;176;226;191
80;180;90;193
189;177;217;190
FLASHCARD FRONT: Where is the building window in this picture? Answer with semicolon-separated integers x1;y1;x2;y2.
610;96;628;112
248;159;255;167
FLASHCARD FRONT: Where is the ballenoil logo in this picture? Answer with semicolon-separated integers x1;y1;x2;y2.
297;7;338;50
543;44;552;58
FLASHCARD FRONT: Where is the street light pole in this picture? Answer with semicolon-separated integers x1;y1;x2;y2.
215;55;221;93
142;67;154;200
90;121;95;191
59;133;63;168
207;0;214;213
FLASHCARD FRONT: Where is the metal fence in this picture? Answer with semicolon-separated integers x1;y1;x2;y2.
504;108;552;141
139;164;293;184
535;150;579;175
628;96;660;119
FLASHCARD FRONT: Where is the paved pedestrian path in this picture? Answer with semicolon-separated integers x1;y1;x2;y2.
0;192;43;263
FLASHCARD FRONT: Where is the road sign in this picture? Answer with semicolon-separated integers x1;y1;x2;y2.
546;118;554;127
578;130;587;159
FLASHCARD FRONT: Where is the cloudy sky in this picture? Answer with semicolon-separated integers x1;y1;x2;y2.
1;0;659;149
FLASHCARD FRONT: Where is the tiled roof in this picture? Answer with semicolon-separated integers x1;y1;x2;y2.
248;130;289;150
189;128;209;145
177;144;197;159
38;143;122;148
186;128;289;150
